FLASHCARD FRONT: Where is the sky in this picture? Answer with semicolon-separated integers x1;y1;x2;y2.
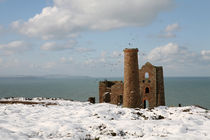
0;0;210;77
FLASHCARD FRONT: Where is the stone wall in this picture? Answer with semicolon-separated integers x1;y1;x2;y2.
156;67;165;106
110;82;123;105
99;81;107;103
99;81;123;105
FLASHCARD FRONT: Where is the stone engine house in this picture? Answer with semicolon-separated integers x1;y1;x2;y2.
139;62;165;108
99;48;165;108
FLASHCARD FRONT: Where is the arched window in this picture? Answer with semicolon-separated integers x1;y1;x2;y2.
145;72;149;79
145;87;149;93
144;100;149;108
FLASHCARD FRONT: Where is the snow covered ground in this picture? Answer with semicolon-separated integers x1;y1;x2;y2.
0;98;209;140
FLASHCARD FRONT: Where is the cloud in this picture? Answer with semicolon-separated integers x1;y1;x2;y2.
158;23;180;38
201;50;210;60
83;50;124;70
165;23;180;32
41;40;76;51
12;0;174;39
0;58;2;64
111;51;123;58
76;48;95;53
146;43;180;62
145;43;202;66
3;58;20;68
144;43;210;76
84;59;96;65
60;57;73;63
157;32;176;38
41;40;96;52
30;61;57;69
43;62;56;69
0;41;30;55
41;42;57;51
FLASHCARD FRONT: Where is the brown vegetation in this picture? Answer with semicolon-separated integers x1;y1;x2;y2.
0;100;57;106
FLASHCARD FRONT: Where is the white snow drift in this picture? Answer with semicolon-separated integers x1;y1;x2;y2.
0;98;209;140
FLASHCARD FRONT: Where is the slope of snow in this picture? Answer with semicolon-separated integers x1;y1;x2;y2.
0;98;209;140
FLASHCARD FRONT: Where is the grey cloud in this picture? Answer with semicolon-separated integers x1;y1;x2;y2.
0;40;30;55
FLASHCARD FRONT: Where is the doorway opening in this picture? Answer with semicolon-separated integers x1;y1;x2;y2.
145;87;149;93
144;100;149;108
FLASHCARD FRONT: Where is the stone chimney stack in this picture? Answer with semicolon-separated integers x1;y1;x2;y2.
123;48;142;108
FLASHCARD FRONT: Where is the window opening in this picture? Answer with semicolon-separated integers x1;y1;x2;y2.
145;72;149;79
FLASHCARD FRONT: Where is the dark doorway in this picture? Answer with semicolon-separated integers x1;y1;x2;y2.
119;95;123;105
103;92;110;103
145;87;149;93
144;100;149;108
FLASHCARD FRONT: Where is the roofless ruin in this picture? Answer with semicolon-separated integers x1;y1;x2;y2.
99;48;165;108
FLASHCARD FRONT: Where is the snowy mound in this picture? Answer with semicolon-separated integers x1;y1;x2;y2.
0;98;209;140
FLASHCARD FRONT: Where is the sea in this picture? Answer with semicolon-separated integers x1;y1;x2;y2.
0;77;209;109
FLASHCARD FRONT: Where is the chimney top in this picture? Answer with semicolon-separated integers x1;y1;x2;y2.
123;48;138;52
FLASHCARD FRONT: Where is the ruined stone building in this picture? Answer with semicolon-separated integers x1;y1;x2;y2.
99;48;165;108
139;62;165;108
99;81;123;105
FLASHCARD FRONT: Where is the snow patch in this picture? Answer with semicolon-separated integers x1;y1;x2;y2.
0;98;209;139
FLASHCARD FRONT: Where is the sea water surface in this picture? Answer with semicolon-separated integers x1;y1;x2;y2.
0;77;209;109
